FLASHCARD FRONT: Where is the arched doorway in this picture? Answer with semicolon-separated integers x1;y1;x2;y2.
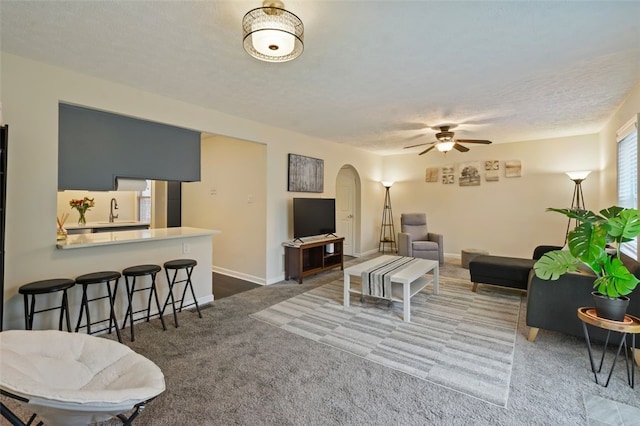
336;165;361;256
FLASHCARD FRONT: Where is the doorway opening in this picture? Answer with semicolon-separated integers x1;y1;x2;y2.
336;165;361;257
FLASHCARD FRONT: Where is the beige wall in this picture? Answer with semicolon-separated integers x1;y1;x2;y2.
0;52;382;316
597;81;640;208
383;134;602;259
182;134;268;284
381;79;640;260
1;49;637;321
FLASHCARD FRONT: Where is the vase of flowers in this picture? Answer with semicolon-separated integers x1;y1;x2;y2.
69;197;95;226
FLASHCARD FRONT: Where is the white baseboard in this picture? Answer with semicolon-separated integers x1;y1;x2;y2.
199;294;214;304
267;274;286;285
359;248;380;257
212;266;266;286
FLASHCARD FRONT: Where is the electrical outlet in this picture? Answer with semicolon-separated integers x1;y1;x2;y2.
182;243;191;254
247;194;254;204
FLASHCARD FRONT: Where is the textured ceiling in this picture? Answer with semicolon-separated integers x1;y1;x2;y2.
1;1;639;155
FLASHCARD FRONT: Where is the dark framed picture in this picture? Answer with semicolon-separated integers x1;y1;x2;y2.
288;153;324;193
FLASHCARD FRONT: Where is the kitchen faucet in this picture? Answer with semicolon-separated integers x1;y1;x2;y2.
109;198;119;223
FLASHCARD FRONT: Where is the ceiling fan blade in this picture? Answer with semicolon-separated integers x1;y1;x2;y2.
453;143;470;152
403;133;427;143
405;140;436;149
418;145;437;155
456;139;492;144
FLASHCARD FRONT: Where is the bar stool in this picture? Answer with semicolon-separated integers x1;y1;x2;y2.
161;259;202;328
18;279;75;331
74;271;122;343
122;264;167;341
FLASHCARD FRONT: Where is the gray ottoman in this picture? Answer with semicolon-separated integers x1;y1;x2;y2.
461;248;489;269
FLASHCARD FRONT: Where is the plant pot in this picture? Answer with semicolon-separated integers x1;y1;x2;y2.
591;291;630;322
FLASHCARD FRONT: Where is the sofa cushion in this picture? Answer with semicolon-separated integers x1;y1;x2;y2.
412;241;438;252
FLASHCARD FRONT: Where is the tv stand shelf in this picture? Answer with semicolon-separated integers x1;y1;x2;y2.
283;236;345;284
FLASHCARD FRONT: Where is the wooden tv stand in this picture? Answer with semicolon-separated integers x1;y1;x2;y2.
283;236;345;283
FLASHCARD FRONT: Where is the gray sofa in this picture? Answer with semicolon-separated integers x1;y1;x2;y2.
526;251;640;351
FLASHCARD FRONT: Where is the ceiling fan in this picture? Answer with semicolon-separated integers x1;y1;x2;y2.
404;125;492;155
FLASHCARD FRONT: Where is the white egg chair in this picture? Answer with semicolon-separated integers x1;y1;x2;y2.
0;330;165;426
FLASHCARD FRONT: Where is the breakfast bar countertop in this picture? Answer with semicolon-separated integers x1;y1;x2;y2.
64;220;151;230
56;227;220;250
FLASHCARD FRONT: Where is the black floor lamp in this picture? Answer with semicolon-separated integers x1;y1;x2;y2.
379;181;396;253
565;170;591;243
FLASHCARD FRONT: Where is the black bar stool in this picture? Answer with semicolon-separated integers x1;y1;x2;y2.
161;259;202;327
74;271;122;343
122;264;167;341
18;278;75;331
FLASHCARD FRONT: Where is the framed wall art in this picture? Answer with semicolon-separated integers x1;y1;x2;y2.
485;160;500;181
442;165;455;184
287;153;324;192
425;167;439;183
505;160;522;178
459;161;481;186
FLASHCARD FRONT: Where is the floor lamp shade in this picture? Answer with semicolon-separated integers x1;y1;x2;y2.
565;170;591;242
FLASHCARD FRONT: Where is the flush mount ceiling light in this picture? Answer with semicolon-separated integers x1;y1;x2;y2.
242;0;304;63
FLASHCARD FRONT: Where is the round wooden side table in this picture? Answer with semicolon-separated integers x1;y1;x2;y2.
577;307;640;388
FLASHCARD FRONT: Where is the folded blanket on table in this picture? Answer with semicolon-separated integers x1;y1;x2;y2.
362;257;420;299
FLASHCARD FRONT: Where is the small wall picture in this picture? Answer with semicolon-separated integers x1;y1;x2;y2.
288;153;324;192
459;161;481;186
485;171;500;181
485;160;499;171
442;165;455;184
505;160;522;178
425;167;439;183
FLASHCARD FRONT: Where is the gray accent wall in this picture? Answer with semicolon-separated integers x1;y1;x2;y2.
58;104;201;190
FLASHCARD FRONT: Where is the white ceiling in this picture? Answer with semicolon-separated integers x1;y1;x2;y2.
1;1;639;155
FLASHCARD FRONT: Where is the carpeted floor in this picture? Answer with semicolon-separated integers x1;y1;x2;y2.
2;256;639;425
251;275;520;407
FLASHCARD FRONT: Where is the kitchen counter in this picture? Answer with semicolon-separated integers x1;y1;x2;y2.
65;219;151;234
56;226;220;250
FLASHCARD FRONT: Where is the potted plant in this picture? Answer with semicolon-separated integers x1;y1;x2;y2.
533;206;640;321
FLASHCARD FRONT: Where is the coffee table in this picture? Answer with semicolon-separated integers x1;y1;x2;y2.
343;255;439;322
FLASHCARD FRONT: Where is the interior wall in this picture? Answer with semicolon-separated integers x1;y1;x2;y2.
152;181;167;228
57;190;138;224
597;81;640;208
265;140;383;282
382;134;601;259
0;52;382;297
182;134;267;284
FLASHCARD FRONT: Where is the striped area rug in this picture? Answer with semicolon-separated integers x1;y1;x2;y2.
250;275;522;407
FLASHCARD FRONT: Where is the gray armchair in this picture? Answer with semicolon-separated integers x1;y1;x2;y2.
397;213;444;265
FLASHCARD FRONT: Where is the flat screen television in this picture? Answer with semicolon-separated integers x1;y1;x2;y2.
293;198;336;241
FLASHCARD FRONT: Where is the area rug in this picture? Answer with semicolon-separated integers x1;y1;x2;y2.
250;275;522;407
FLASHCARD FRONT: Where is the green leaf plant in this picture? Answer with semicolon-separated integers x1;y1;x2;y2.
533;206;640;298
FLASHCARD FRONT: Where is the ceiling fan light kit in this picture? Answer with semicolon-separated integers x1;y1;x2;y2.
242;0;304;63
436;141;455;152
405;125;493;155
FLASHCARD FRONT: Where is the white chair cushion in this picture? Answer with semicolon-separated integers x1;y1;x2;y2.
0;330;165;425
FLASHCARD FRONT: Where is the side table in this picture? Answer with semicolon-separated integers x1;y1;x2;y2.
577;307;640;388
